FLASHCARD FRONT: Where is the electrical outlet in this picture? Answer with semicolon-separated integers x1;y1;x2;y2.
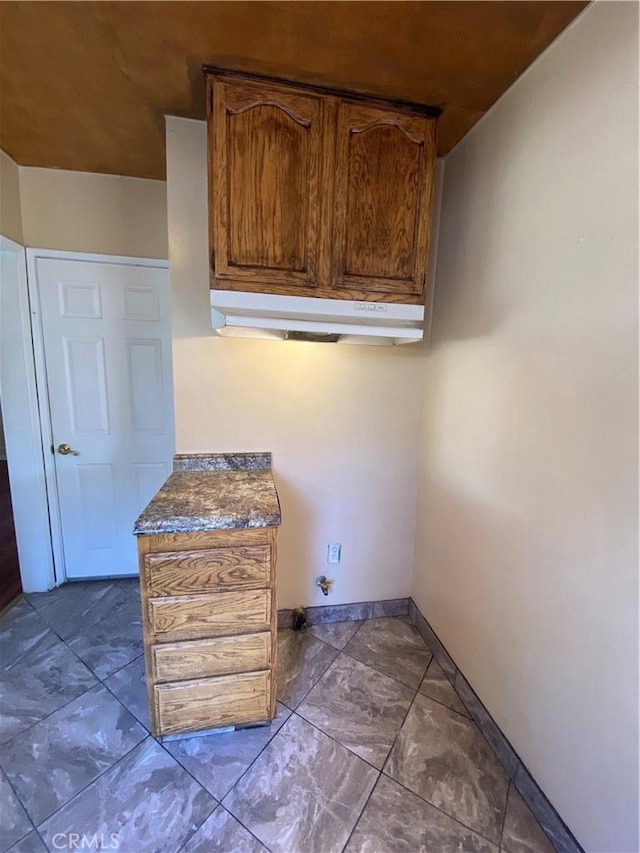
327;543;341;564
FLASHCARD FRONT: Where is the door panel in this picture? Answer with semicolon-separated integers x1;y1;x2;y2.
76;463;117;549
36;258;174;579
63;336;110;433
123;285;160;321
228;104;308;270
344;124;421;280
59;280;102;319
332;102;437;298
126;339;166;432
210;78;329;290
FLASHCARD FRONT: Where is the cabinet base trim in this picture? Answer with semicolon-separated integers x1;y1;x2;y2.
159;724;236;742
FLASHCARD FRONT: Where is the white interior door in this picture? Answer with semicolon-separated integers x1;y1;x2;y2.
35;257;174;579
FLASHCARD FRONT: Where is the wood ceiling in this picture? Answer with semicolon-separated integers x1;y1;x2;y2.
0;1;587;180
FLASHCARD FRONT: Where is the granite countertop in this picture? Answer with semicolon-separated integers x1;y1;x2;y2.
133;453;281;535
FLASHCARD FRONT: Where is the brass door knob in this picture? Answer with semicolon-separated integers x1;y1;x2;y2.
57;443;80;456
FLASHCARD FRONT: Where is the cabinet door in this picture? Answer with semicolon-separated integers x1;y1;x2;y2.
209;77;329;291
332;102;437;300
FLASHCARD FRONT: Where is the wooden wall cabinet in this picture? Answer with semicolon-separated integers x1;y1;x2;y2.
138;526;277;738
207;70;438;305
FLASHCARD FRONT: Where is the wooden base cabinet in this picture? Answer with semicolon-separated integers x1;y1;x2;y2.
137;527;277;738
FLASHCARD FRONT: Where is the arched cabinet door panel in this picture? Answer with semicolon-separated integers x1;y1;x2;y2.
332;102;437;299
209;77;331;291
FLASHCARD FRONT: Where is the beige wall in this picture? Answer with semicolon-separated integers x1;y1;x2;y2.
0;150;23;244
19;167;167;258
167;117;430;609
413;4;639;852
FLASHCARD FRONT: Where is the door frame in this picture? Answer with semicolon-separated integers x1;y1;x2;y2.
26;248;169;589
0;236;55;594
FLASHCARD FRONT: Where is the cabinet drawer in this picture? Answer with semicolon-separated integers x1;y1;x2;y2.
155;670;271;735
148;590;271;639
152;632;271;683
144;546;270;596
145;528;269;553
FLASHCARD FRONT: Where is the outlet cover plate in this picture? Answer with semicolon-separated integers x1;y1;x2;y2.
327;543;341;564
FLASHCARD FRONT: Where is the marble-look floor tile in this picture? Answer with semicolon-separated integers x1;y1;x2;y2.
346;775;498;853
66;592;143;681
386;693;509;845
224;714;377;853
503;785;556;853
276;629;338;708
307;620;362;650
0;769;32;852
0;600;53;671
111;578;141;593
166;703;291;800
298;654;414;768
5;833;47;853
419;658;469;717
344;617;432;689
0;634;97;744
38;738;215;853
104;655;149;729
181;806;265;853
1;685;146;825
25;582;117;638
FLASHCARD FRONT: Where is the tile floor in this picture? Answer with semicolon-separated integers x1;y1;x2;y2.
1;580;556;853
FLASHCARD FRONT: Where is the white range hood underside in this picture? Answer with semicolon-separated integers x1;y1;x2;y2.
210;290;425;345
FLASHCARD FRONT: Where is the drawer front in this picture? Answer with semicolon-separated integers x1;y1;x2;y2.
152;632;271;683
145;528;269;554
148;589;271;639
145;546;270;596
155;670;271;735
